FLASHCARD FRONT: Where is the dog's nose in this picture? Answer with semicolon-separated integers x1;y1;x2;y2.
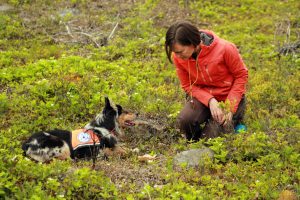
135;112;139;117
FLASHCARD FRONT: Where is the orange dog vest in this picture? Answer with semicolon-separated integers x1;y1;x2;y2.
71;129;101;150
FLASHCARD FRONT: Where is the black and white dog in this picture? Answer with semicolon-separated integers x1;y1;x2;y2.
22;97;135;162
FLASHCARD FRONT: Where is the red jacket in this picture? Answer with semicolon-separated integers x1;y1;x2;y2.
173;30;248;113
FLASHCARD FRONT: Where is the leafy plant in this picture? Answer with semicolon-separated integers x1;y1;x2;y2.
0;0;299;199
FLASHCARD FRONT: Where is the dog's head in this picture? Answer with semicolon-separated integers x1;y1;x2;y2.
118;109;138;128
85;97;123;137
85;97;138;139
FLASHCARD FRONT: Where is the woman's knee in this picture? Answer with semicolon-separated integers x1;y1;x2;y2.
177;110;196;129
179;100;209;122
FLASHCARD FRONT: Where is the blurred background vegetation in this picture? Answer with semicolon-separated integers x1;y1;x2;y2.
0;0;299;199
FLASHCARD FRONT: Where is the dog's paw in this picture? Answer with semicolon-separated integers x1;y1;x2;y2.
103;146;129;158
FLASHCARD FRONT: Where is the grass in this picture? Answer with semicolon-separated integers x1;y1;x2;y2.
0;0;299;199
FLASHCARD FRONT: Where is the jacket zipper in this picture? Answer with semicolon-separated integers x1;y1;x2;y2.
205;65;213;82
199;69;207;84
223;81;231;85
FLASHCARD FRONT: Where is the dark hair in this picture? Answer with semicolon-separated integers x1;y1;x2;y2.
165;21;201;63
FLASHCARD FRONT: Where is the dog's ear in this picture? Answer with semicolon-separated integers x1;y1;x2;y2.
116;104;122;115
104;97;112;109
103;97;118;116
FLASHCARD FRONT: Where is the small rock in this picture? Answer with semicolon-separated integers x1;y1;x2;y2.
0;4;14;12
132;148;140;153
173;147;214;168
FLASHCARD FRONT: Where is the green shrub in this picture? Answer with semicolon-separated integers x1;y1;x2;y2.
0;0;299;199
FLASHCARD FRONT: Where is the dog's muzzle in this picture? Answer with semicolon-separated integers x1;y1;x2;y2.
124;120;136;126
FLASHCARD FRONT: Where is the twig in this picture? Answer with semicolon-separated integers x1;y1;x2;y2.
279;41;300;55
145;187;152;200
107;22;119;41
65;23;74;39
107;14;120;41
285;20;291;44
76;32;101;48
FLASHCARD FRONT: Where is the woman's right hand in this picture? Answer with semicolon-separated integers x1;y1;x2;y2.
208;98;225;125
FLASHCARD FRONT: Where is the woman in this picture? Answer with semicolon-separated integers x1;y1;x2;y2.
165;21;248;140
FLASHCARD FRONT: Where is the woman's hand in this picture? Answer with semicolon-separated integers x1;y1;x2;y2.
223;112;233;126
208;98;225;125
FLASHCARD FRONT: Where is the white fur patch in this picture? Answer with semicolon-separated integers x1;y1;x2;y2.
43;132;50;136
95;113;104;124
26;141;70;162
84;123;93;130
29;139;39;146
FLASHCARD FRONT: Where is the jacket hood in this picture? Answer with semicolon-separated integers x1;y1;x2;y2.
198;30;219;58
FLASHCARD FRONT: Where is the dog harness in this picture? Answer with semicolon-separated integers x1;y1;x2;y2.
71;129;101;150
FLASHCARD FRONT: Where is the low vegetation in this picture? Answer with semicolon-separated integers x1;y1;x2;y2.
0;0;299;199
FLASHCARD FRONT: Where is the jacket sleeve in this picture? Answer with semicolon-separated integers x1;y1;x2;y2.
224;43;248;113
174;58;214;107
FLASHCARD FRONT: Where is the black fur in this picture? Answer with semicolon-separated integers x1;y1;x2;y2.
22;97;122;162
